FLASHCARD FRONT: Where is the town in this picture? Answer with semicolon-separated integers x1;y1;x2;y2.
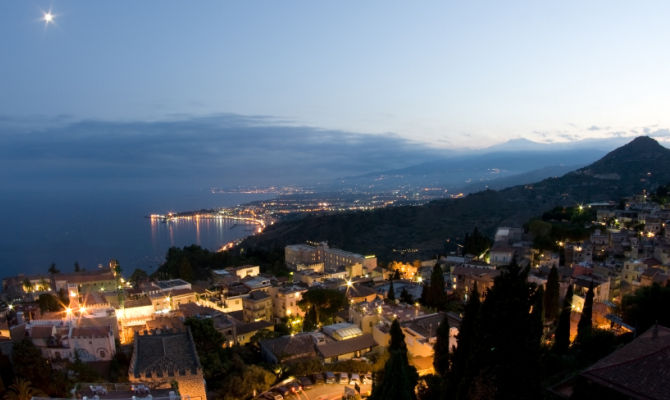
1;188;668;400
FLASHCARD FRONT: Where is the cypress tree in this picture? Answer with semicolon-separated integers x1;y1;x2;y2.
449;283;480;396
388;280;396;302
429;264;446;309
457;265;542;400
400;287;413;304
576;281;594;344
433;314;451;377
531;285;545;344
303;305;318;332
544;266;560;323
553;283;573;354
371;319;418;400
420;282;431;306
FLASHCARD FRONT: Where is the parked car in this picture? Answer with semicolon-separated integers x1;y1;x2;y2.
349;373;360;385
288;380;302;393
339;372;349;384
299;376;313;390
311;372;325;385
261;392;283;400
324;371;336;384
273;386;290;397
362;373;372;384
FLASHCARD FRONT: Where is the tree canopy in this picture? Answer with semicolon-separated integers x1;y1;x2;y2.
298;287;348;325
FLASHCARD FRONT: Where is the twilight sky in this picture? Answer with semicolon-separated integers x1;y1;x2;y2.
2;1;670;147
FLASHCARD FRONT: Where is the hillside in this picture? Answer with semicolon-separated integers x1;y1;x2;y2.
241;137;670;261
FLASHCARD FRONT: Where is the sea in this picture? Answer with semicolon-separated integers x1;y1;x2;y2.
0;188;276;278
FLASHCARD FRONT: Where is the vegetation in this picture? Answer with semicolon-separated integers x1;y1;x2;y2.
183;318;276;397
576;282;594;344
155;245;286;282
297;288;347;325
420;264;447;310
302;304;318;332
553;284;573;354
462;227;491;257
387;280;395;302
526;205;596;251
543;266;560;323
432;314;450;378
370;319;418;400
3;379;45;400
11;340;69;397
37;293;64;313
622;282;670;333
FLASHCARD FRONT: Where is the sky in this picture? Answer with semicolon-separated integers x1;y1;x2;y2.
2;1;670;148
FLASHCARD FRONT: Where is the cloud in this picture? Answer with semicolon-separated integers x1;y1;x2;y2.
0;114;443;190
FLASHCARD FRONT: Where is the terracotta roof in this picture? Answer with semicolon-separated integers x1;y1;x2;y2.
236;320;273;335
581;325;670;399
347;285;377;299
316;334;376;359
247;290;270;301
30;326;54;339
56;271;115;284
260;334;317;362
167;288;196;297
71;326;111;338
402;313;446;339
124;297;152;308
132;330;201;377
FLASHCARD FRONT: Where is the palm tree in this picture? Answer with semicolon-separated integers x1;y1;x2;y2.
4;378;46;400
22;279;34;294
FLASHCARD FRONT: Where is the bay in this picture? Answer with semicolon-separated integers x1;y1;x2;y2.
0;188;275;277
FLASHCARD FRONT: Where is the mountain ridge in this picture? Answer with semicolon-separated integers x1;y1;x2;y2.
241;136;670;260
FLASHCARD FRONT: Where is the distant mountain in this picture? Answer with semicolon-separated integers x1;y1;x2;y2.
483;136;635;153
329;148;606;192
242;137;670;261
458;164;584;193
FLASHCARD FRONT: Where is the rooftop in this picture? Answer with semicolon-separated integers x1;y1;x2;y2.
132;329;201;378
581;325;670;399
316;333;376;358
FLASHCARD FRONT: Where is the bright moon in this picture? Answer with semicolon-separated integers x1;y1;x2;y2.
43;11;54;24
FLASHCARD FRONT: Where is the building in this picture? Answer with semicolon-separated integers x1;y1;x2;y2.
242;291;273;322
451;264;500;301
227;265;260;279
21;323;115;362
285;242;377;273
70;326;116;361
270;285;307;318
54;270;118;294
554;325;670;399
260;333;319;364
129;329;206;400
156;279;192;293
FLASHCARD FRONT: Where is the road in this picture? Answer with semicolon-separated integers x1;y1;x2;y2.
288;382;372;400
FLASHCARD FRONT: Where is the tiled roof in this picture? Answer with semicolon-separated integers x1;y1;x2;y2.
260;334;317;362
402;312;446;339
56;271;116;284
236;320;273;335
247;290;270;301
124;297;152;308
581;325;670;399
30;326;54;339
316;334;376;358
132;330;201;377
347;285;377;299
71;326;111;338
